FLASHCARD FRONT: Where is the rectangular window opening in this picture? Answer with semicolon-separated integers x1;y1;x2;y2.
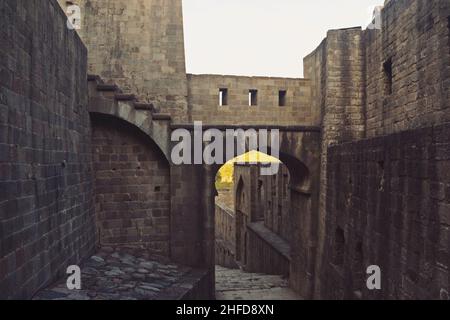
249;89;258;106
383;58;393;96
219;88;228;106
279;90;287;107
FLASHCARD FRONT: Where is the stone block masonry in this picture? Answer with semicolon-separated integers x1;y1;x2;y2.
304;0;450;298
322;122;450;300
233;164;292;277
68;0;189;123
0;0;95;299
215;203;238;269
91;115;171;256
304;26;366;298
187;75;315;126
364;0;450;138
2;0;450;301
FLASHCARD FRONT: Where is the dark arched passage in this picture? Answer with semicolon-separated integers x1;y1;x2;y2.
210;142;315;297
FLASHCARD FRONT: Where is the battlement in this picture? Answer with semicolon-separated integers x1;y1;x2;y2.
187;74;315;126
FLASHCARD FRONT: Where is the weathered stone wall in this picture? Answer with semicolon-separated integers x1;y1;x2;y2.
234;164;254;267
91;115;171;256
215;203;238;269
216;162;291;271
304;27;366;144
5;0;447;301
322;122;450;300
0;0;95;299
258;165;291;243
187;74;315;126
305;0;450;145
247;222;291;277
64;0;188;122
169;164;206;267
235;163;291;242
364;0;450;138
304;27;366;298
234;164;292;277
304;0;450;299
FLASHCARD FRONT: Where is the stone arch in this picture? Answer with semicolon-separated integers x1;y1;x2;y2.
278;152;310;192
215;148;311;195
204;130;320;297
273;151;315;297
226;148;315;298
90;113;171;256
88;102;171;161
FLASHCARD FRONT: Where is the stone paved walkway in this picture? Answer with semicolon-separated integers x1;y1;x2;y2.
33;247;206;300
215;266;302;300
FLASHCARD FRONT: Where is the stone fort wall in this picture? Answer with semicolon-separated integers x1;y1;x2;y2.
59;1;319;128
59;0;189;123
304;0;450;143
1;0;449;300
364;0;450;138
187;74;316;126
215;202;238;269
91;115;171;256
304;0;450;299
0;0;95;299
323;122;450;299
233;164;291;277
304;26;366;298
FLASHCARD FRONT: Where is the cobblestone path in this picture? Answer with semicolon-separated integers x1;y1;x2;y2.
33;247;206;300
215;266;302;300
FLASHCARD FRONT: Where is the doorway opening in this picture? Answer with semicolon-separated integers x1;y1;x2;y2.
214;151;300;300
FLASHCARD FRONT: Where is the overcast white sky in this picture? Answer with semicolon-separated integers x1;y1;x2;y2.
183;0;384;78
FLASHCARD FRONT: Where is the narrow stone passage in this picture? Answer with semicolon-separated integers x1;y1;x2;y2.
215;266;302;300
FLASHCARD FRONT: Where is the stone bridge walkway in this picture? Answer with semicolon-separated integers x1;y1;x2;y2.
215;266;302;300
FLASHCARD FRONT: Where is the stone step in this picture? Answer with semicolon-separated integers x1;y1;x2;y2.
115;93;136;101
97;83;119;92
87;74;101;83
96;83;122;99
134;102;154;111
87;74;171;123
152;113;171;121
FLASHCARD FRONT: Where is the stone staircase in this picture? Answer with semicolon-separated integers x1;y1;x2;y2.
86;74;172;159
87;74;172;121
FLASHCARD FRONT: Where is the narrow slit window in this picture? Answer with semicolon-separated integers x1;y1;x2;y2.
383;58;393;95
219;88;228;106
279;90;287;106
334;227;345;266
448;17;450;52
249;89;258;106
